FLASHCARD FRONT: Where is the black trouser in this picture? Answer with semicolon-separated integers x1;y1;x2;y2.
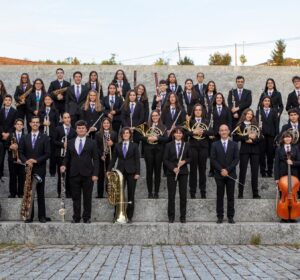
56;157;71;196
215;177;235;219
49;140;56;176
54;101;65;117
9;160;25;197
208;139;214;173
16;104;26;120
31;177;46;219
70;175;93;221
112;120;122;134
123;172;137;220
97;156;110;197
239;153;260;196
167;174;188;220
144;145;163;195
189;146;208;196
0;146;7;178
259;135;275;175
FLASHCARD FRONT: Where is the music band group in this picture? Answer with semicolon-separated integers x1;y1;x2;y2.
0;69;300;224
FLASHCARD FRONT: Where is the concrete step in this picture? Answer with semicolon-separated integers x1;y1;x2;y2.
0;198;279;222
0;221;299;245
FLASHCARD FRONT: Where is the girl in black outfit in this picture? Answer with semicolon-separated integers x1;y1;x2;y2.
182;79;202;116
103;83;124;134
135;84;149;123
95;118;118;198
141;110;168;198
233;108;261;199
85;71;104;101
166;72;183;105
111;69;131;99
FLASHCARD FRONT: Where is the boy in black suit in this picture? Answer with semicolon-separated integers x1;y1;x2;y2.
211;124;239;224
163;127;190;223
19;116;51;223
151;80;169;111
286;76;300;111
194;72;207;98
108;127;140;223
61;120;99;223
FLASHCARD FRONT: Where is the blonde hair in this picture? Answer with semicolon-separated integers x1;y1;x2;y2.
83;90;102;112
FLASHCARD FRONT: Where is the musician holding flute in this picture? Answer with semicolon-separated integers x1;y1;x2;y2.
163;127;190;223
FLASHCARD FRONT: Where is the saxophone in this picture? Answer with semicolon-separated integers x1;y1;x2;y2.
20;164;43;221
106;169;129;224
16;87;33;107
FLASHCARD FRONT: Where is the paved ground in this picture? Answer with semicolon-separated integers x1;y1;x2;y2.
0;245;299;279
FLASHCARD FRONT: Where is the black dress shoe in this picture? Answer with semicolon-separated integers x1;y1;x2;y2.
280;219;288;223
96;195;103;199
253;195;261;199
128;219;132;224
238;193;243;199
39;217;47;223
66;193;72;198
169;218;174;223
46;217;52;222
71;219;80;223
201;193;206;199
8;195;16;198
289;219;297;223
50;174;56;177
217;218;223;224
24;219;33;223
148;193;153;199
228;218;235;224
180;218;186;223
267;173;273;178
261;173;267;178
83;219;91;224
154;193;159;199
190;194;196;199
57;194;61;198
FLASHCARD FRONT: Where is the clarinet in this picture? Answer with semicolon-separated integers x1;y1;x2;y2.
58;135;67;222
154;72;161;112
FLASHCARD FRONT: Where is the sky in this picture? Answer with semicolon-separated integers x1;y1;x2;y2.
0;0;299;65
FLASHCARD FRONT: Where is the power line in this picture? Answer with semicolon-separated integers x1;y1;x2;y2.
119;49;177;63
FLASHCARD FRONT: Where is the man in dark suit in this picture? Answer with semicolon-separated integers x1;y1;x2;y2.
61;120;99;223
19;116;50;223
0;95;18;178
211;124;239;224
108;127;140;222
285;76;300;111
48;68;71;116
65;71;89;127
228;76;252;128
194;72;207;98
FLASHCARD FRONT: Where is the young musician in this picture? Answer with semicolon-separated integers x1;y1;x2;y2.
112;69;131;98
163;127;190;223
286;76;300;111
257;96;278;177
141;110;168;198
194;72;207;98
151;80;168;112
121;90;144;143
65;71;89;127
14;73;32;120
54;112;76;198
211;124;239;224
0;80;7;108
7;119;25;198
135;84;149;123
228;75;252;128
166;73;183;105
48;68;71;116
233;109;261;199
0;95;18;179
182;79;202;116
85;71;104;101
280;109;300;147
187;104;210;198
26;79;47;131
103;83;124;133
60;120;99;223
108;127;140;223
19;116;51;223
95;118;118;198
39;95;59;176
275;131;300;221
80;90;104;139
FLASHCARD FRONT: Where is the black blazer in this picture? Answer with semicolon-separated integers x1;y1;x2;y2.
26;91;46;116
274;145;300;180
163;141;190;175
228;88;252;116
280;122;300;146
182;91;201;116
137;98;149;123
54;125;77;157
95;130;118;157
121;102;144;127
113;80;131;98
0;107;18;133
85;82;104;100
256;108;278;137
103;95;124;122
187;118;210;149
65;85;89;115
286;90;299;111
211;140;239;179
63;137;99;177
212;106;232;136
7;131;25;161
19;132;50;176
259;91;283;115
161;107;186;130
38;108;60;138
108;142;140;175
14;84;32;105
48;80;70;102
167;85;183;106
204;93;216;115
80;107;104;131
194;83;207;98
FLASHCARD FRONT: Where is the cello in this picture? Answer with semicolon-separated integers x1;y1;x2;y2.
277;147;300;221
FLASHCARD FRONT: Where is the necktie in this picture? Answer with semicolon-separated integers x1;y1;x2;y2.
78;139;83;155
92;83;96;90
196;118;200;123
218;106;221;116
36;92;40;102
177;143;181;158
286;145;290;154
119;82;122;88
199;84;203;92
130;103;134;114
188;93;191;103
110;97;114;107
65;127;69;136
265;109;269;117
91;104;94;112
5;108;9;118
238;90;242;100
223;141;227;153
297;90;300;97
122;143;127;158
161;94;165;103
46;108;50;115
60;82;63;88
32;134;36;149
23;85;26;92
268;91;272;97
76;85;80;101
17;133;20;143
171;108;175;119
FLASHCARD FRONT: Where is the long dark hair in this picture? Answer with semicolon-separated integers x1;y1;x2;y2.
162;92;182;113
166;73;178;86
134;84;148;101
204;80;217;95
264;78;278;92
107;83;118;96
212;92;227;107
99;117;113;134
237;108;258;126
32;78;46;94
184;79;198;100
191;104;206;119
112;69;129;84
0;80;7;97
147;110;165;130
123;90;137;110
88;70;99;83
19;73;31;88
41;94;56;111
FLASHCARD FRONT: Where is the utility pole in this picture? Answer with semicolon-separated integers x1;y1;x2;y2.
235;43;237;66
177;42;182;62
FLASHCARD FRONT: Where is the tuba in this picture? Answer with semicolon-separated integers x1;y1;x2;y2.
106;169;128;224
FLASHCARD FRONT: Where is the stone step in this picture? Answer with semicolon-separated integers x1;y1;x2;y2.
0;176;277;199
0;198;279;222
0;221;299;245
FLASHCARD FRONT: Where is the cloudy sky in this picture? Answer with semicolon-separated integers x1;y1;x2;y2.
0;0;299;65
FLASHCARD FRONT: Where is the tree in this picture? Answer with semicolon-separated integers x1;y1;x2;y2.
153;57;169;65
100;53;118;65
240;54;247;65
71;57;80;65
271;39;286;65
177;56;194;65
208;52;232;65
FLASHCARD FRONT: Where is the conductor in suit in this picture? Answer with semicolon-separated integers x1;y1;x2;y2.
211;124;239;224
60;120;99;223
19;116;51;223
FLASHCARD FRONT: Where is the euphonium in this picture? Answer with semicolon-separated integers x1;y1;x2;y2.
106;169;128;224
